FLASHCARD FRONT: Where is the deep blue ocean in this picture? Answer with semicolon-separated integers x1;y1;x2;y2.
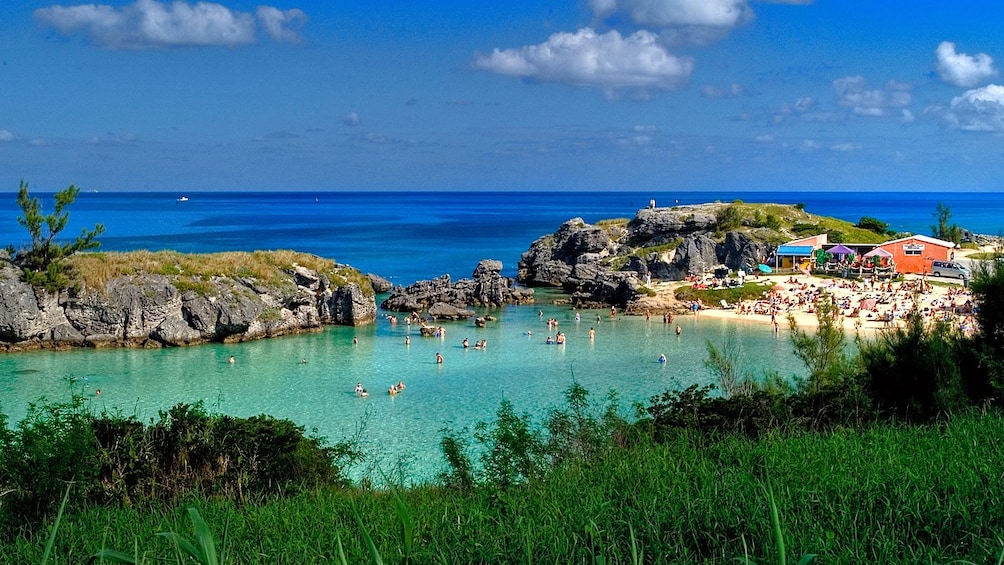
2;190;1000;285
0;190;1001;483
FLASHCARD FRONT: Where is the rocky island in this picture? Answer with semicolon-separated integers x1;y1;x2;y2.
0;250;378;351
517;201;889;311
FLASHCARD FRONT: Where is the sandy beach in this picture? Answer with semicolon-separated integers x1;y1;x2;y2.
690;273;975;334
637;253;983;335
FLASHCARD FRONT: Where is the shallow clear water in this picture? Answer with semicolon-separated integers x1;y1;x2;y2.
0;292;803;482
4;188;986;482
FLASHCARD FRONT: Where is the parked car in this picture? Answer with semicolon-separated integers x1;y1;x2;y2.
931;260;970;279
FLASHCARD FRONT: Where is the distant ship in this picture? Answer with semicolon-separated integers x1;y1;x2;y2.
177;196;189;202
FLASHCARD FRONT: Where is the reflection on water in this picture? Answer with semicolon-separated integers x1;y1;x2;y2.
0;300;805;482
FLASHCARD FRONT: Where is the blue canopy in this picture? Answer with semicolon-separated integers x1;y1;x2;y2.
777;245;816;256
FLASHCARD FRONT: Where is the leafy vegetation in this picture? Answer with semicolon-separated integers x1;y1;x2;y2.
932;202;964;244
66;249;374;296
0;393;357;538
6;181;105;292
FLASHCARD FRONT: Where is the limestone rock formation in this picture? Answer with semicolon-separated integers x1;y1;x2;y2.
518;205;775;308
0;255;378;351
380;260;534;317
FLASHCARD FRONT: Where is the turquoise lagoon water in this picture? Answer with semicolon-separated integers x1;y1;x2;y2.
3;189;999;481
0;292;802;482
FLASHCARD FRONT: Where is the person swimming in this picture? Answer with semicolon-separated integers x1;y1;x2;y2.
546;336;554;344
396;380;406;390
355;383;364;395
659;354;667;364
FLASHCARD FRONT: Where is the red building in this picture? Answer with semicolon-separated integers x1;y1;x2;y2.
877;234;957;275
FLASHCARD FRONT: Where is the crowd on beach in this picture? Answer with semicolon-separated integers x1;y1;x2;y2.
707;273;975;333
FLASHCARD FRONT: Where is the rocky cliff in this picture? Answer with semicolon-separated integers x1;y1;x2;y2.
518;204;775;308
0;251;377;351
380;259;535;320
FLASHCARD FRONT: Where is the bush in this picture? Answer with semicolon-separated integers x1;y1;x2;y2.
857;312;968;421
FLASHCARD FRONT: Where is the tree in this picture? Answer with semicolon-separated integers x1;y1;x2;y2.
931;203;962;244
970;255;1004;398
856;216;889;235
10;181;105;291
788;293;853;392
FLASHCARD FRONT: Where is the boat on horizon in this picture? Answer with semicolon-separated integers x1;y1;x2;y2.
177;196;189;202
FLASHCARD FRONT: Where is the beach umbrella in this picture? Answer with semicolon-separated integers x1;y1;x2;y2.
826;244;855;256
863;248;893;258
859;298;877;311
758;263;772;273
771;284;785;292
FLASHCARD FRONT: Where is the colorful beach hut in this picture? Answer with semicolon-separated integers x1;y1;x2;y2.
877;234;956;275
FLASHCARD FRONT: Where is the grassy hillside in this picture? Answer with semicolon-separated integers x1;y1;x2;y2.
66;249;373;295
10;411;1004;564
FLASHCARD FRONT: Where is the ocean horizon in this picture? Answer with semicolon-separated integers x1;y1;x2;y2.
2;189;1002;482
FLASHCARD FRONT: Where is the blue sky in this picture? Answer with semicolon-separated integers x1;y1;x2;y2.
2;0;1003;191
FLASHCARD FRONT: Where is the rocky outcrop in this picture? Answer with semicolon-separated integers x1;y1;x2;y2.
0;257;377;351
518;205;775;308
381;260;534;319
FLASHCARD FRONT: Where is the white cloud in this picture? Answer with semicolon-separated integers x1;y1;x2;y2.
832;76;911;117
633;124;658;132
0;129;15;142
829;142;861;152
701;82;744;98
34;0;303;48
341;112;361;127
256;6;306;43
945;84;1004;132
595;0;752;28
474;28;694;94
754;133;774;142
935;41;997;88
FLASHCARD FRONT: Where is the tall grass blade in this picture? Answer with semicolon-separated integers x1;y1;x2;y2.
393;492;414;565
188;508;219;565
334;533;348;565
765;481;786;565
628;523;643;565
41;481;72;565
353;506;384;565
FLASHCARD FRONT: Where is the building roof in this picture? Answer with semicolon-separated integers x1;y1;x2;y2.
880;234;957;248
777;245;816;255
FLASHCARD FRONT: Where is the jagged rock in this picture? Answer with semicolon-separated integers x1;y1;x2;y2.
518;204;779;308
627;206;717;241
381;261;534;313
367;273;393;293
326;283;377;326
0;255;378;350
428;302;475;320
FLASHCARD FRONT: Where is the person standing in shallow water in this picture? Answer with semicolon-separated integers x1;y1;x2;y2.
436;352;444;364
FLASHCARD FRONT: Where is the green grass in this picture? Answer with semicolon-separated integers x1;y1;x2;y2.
674;281;772;304
10;412;1004;564
65;250;374;297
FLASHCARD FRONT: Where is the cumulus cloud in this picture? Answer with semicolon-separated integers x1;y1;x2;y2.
34;0;305;48
256;6;307;43
935;41;997;88
593;0;752;28
341;111;361;127
701;82;744;98
474;28;694;95
832;76;911;117
829;142;861;152
0;129;15;142
944;84;1004;132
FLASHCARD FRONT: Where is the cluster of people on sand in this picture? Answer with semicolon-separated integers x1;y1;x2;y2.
723;274;976;332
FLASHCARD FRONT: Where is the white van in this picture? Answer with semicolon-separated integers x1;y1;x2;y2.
931;260;970;279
